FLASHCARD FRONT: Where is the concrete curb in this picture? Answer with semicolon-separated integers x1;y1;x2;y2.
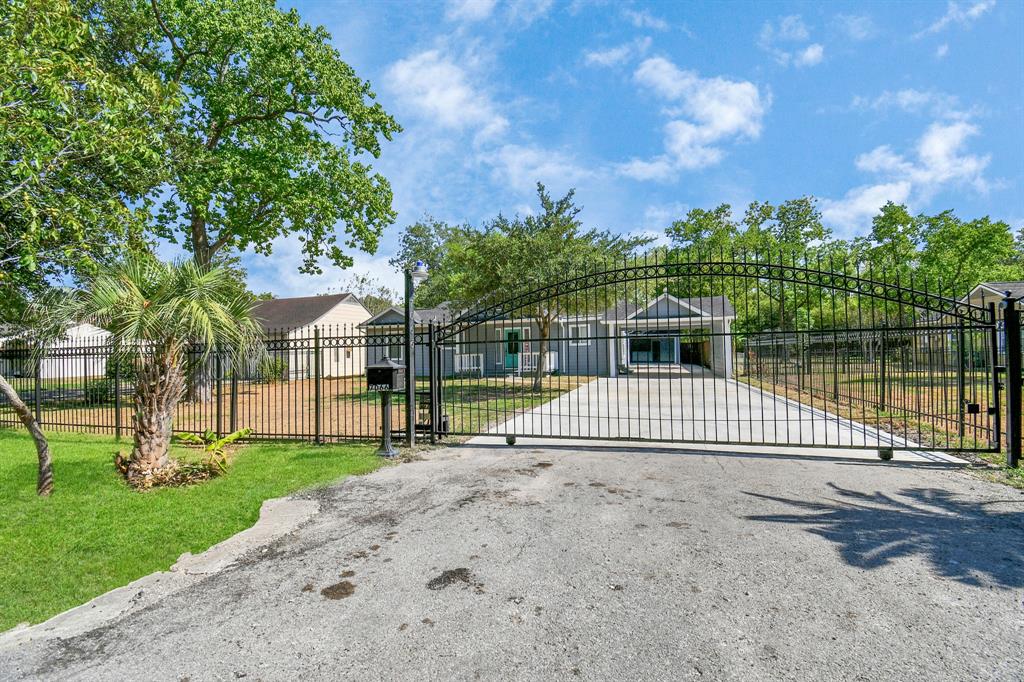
0;497;320;651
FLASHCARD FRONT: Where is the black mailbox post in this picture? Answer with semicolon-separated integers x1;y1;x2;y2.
367;358;406;457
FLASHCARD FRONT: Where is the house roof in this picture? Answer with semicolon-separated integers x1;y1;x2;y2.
362;302;453;327
966;281;1024;300
602;295;735;321
251;293;358;330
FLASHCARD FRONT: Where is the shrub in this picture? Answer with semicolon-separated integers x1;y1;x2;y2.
257;356;287;383
83;378;113;405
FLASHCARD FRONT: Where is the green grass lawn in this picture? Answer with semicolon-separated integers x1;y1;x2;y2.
0;428;383;632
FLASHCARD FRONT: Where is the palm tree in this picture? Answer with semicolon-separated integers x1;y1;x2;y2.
44;255;263;484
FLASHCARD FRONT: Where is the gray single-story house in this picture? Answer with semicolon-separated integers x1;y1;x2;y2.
360;293;735;378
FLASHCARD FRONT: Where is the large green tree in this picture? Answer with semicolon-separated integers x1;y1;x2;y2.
444;184;649;391
0;0;170;495
90;0;402;272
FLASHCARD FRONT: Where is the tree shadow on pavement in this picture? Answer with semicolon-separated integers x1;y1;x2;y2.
744;483;1024;588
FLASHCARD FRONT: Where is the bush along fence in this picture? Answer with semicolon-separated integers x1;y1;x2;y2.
0;325;424;443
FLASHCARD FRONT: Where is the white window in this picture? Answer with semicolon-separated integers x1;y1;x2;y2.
388;343;404;360
568;324;591;346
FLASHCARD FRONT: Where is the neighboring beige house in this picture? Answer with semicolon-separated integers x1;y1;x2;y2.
252;293;371;378
959;281;1023;359
0;322;111;379
959;281;1023;313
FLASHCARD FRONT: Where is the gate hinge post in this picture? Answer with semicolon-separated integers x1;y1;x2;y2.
1001;294;1021;468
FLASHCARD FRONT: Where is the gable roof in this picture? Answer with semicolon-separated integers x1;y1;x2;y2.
251;293;359;330
603;295;735;321
362;302;453;327
966;281;1024;301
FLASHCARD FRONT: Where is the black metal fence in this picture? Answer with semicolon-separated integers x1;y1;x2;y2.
0;325;422;443
2;254;1020;461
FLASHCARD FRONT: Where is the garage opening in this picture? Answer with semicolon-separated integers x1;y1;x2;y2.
629;337;676;364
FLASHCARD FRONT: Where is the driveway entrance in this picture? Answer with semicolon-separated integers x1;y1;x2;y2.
3;444;1018;680
476;372;964;463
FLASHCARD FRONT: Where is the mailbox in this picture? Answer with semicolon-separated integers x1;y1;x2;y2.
367;357;406;392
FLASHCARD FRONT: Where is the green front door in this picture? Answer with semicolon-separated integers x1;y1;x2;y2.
504;329;521;370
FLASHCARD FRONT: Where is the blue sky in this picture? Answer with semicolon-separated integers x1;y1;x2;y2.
239;0;1024;296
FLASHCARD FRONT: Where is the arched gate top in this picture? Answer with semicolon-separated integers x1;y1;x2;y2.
437;260;994;340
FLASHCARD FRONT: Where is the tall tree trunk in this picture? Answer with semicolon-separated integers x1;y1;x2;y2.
0;373;53;496
533;316;551;393
189;207;212;269
127;353;186;483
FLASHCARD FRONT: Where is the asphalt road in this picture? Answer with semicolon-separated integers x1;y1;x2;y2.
2;443;1022;681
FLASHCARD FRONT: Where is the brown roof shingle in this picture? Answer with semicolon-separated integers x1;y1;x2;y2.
251;294;354;330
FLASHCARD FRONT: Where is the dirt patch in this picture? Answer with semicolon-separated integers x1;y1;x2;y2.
301;583;314;593
426;568;484;593
369;544;381;551
533;462;553;469
588;482;606;488
340;570;355;578
321;581;355;600
666;521;691;529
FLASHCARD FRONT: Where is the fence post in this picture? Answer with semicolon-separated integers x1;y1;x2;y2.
113;342;122;441
33;350;41;425
314;326;322;445
989;302;1002;452
230;363;238;434
1003;295;1021;468
878;325;887;412
832;332;840;403
428;321;437;444
957;321;966;439
215;345;223;439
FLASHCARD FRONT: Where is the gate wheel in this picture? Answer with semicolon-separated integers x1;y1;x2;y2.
506;435;517;446
878;448;894;461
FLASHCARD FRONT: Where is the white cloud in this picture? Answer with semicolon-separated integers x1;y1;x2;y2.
583;37;652;67
822;121;991;234
834;14;875;41
761;15;810;43
936;43;950;58
623;8;669;31
619;56;768;179
821;182;913;234
445;0;497;22
384;50;508;141
617;156;678;182
794;43;824;67
506;0;554;26
759;15;825;67
850;88;972;119
490;143;596;194
914;0;995;38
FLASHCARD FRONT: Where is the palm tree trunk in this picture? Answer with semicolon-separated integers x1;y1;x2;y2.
127;352;186;482
0;372;53;496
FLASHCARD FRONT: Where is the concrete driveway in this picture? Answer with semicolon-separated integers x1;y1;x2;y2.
486;370;965;464
2;443;1021;681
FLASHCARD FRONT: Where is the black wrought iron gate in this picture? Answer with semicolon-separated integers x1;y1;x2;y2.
425;254;1020;459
